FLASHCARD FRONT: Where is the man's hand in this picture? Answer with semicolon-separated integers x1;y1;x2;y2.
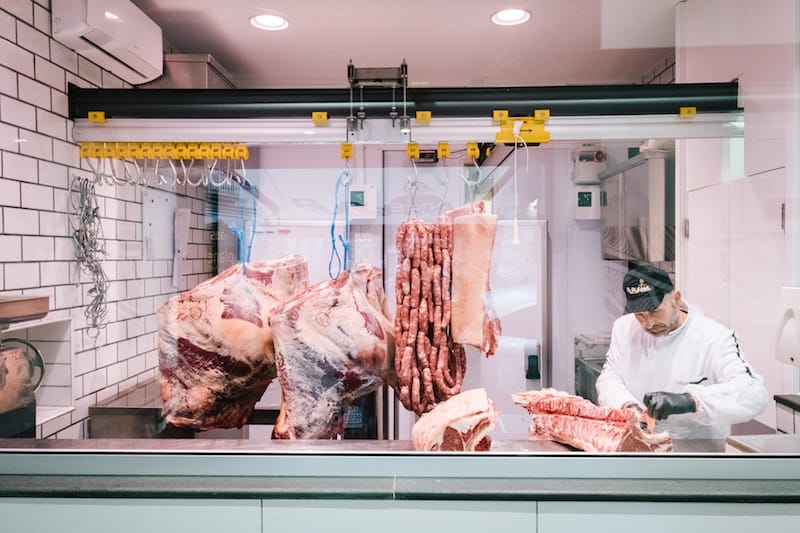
642;391;697;420
622;401;643;413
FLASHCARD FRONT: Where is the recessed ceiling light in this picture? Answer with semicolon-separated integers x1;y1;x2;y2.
491;8;531;26
250;14;289;31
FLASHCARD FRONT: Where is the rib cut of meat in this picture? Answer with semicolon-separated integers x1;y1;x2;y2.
156;255;308;431
270;264;395;439
412;388;498;451
512;388;672;453
450;212;501;355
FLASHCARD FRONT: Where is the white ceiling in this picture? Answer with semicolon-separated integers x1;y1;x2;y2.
132;0;677;89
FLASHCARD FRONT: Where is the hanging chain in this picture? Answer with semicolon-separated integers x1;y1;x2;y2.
70;175;109;337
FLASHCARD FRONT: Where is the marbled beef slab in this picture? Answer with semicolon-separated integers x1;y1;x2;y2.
412;388;498;451
512;388;673;452
270;264;395;439
157;255;308;431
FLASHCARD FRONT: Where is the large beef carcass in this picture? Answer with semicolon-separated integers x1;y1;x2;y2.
156;255;308;431
412;388;498;451
270;264;394;439
512;388;672;452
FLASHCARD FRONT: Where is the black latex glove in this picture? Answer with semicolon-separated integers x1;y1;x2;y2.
642;391;697;420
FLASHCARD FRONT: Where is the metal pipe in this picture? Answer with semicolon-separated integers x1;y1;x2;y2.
68;82;741;120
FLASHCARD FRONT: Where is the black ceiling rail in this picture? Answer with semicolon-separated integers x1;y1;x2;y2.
68;81;741;120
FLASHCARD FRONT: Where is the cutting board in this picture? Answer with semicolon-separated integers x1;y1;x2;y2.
0;295;49;325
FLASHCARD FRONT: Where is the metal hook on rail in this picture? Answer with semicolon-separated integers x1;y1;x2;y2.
406;158;420;220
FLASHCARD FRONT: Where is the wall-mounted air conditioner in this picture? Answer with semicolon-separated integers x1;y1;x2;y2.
52;0;163;85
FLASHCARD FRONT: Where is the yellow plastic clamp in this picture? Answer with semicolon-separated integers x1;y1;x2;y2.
341;143;353;160
492;110;509;123
407;142;420;160
680;106;697;118
415;111;432;124
533;109;550;121
495;109;551;146
437;142;450;159
79;142;93;158
466;142;480;159
312;111;328;124
220;144;235;159
233;144;249;160
88;111;105;123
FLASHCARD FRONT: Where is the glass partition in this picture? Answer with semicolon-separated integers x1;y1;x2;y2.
4;125;795;457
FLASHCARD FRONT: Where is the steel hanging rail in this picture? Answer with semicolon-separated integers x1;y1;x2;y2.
68;81;741;120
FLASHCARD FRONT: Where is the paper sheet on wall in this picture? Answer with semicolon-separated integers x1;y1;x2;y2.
172;208;191;288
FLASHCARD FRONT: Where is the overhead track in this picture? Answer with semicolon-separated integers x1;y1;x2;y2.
68;81;741;120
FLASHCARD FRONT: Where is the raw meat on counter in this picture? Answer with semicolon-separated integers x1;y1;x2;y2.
394;202;497;416
512;388;673;453
412;388;498;451
270;264;395;439
156;255;308;431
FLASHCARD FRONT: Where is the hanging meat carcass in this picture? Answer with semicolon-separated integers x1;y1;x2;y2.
393;201;500;416
270;264;395;439
156;255;308;431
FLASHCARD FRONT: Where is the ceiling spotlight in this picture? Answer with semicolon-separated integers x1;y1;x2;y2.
491;8;531;26
250;14;289;31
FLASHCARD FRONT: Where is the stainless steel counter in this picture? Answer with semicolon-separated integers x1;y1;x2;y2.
727;433;800;453
1;437;799;502
0;438;569;453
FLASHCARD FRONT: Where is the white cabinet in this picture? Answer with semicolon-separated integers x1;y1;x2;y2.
539;501;800;533
261;500;537;533
0;498;262;533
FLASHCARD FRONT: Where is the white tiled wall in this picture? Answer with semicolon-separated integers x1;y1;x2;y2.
0;0;214;438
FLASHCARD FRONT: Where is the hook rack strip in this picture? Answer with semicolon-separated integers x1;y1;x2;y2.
79;142;249;160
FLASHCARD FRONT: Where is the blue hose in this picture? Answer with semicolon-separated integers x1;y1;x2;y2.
328;170;351;279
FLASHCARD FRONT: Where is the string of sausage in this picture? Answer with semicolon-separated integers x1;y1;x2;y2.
395;216;466;415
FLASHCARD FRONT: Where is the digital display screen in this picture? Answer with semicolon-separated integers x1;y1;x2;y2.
350;190;365;207
577;191;593;207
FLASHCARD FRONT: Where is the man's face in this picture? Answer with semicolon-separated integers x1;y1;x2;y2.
633;291;681;336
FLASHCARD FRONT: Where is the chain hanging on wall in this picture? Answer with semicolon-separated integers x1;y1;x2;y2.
69;175;109;338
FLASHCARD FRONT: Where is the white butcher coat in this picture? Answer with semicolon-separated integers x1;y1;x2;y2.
596;304;769;439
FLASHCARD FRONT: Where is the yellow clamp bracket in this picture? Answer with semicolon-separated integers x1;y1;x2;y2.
407;142;420;160
341;143;353;160
415;111;432;124
495;109;551;145
466;142;480;159
492;110;509;123
437;142;450;159
679;106;697;118
312;111;328;125
79;142;95;159
234;144;249;160
129;142;144;159
88;111;105;123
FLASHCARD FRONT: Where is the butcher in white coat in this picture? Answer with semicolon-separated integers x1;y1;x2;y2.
596;264;768;439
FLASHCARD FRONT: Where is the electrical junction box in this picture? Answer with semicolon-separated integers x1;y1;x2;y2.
575;185;601;220
572;161;606;184
571;144;606;184
349;184;377;221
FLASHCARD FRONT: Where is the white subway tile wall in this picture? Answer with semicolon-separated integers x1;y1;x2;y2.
0;2;215;438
